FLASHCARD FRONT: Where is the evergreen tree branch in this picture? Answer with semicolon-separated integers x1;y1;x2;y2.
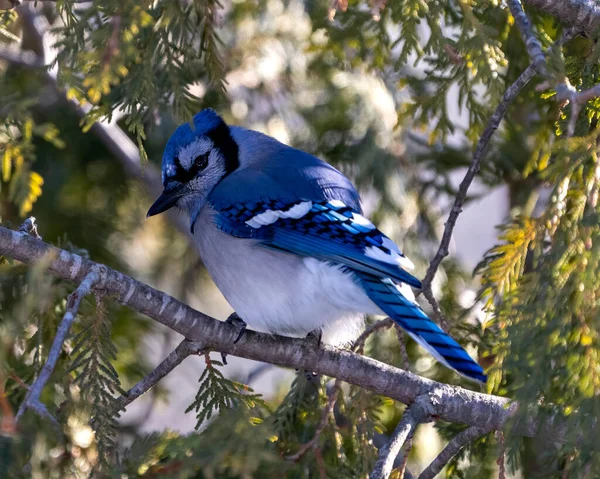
420;31;575;321
370;396;432;479
6;5;193;239
555;79;600;136
417;426;489;479
420;60;537;320
0;223;589;444
507;1;596;138
15;267;101;426
285;379;341;462
112;338;205;415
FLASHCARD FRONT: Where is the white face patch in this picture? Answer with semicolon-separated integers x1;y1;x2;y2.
177;137;214;169
245;201;313;228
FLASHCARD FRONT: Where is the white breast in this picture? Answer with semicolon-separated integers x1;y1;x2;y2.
193;207;382;345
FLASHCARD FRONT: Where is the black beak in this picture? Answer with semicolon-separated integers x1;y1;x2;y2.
147;183;186;217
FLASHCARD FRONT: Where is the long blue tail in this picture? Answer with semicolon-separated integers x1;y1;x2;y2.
356;272;486;383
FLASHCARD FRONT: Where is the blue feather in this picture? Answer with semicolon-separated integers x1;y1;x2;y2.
209;131;361;212
354;271;486;382
213;200;422;288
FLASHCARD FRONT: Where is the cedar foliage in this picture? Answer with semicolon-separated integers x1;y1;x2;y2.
1;0;599;477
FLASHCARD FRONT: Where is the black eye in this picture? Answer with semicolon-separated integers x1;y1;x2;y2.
194;153;209;171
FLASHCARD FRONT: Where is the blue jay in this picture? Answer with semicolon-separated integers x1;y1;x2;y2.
147;109;486;383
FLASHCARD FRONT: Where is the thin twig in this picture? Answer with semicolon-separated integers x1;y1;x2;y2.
419;32;576;321
0;0;90;10
245;363;274;385
418;426;489;479
314;446;327;479
394;437;413;479
286;379;342;462
112;338;204;415
102;15;121;68
507;0;548;76
354;318;393;355
0;372;17;436
395;324;410;372
330;405;348;463
117;329;172;430
370;396;432;479
496;430;507;479
16;270;100;425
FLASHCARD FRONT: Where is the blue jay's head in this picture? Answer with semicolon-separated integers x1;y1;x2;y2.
147;109;239;224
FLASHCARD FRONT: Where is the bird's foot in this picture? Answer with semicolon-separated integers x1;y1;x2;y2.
227;312;248;343
306;329;323;348
221;312;248;365
301;330;322;379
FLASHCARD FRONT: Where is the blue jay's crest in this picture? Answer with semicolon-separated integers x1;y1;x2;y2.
162;108;239;185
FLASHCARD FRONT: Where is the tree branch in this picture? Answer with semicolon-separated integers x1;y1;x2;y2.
0;47;43;68
524;0;600;35
16;268;100;425
112;338;205;415
507;1;593;139
420;31;576;319
370;396;432;479
0;224;587;443
420;60;537;315
418;426;489;479
507;0;548;76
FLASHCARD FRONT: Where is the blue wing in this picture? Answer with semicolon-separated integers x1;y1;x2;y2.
213;198;422;288
209;135;361;213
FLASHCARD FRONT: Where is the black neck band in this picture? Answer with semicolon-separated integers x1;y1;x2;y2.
207;121;239;176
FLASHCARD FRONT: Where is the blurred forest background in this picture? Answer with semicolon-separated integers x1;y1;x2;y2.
1;0;600;478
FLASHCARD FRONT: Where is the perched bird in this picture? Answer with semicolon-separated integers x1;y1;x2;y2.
147;109;486;383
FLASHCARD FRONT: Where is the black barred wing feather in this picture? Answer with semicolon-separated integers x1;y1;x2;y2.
214;199;421;288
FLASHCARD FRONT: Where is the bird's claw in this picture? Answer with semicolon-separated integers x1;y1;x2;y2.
226;312;247;344
222;312;248;364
